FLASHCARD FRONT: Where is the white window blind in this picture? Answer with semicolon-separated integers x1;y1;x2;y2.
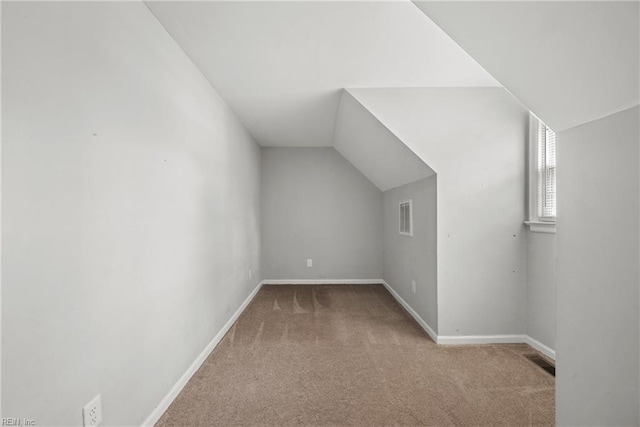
537;122;556;220
399;200;412;236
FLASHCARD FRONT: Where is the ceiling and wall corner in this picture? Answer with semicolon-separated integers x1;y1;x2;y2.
412;0;640;132
145;1;499;147
333;89;434;192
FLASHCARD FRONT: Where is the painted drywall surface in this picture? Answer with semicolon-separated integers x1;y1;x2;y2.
526;231;556;351
350;88;528;336
147;1;498;147
261;147;383;280
333;90;434;192
383;176;438;333
556;106;640;426
414;1;639;132
2;2;261;425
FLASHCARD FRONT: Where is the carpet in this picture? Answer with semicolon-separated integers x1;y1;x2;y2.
156;284;554;426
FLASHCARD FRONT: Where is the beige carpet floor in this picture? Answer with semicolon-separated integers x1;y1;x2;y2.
156;284;555;426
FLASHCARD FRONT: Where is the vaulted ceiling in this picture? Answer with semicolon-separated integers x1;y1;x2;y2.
146;1;498;148
413;1;639;132
147;1;639;191
348;87;528;174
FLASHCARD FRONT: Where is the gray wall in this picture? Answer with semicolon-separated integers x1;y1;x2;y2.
427;91;528;337
2;3;261;425
526;232;556;352
383;177;438;332
261;147;383;280
347;88;529;337
556;106;639;426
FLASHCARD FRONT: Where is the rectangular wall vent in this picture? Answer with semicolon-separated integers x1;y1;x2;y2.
399;199;413;236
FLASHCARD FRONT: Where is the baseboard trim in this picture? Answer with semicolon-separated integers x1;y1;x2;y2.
381;280;438;343
525;335;556;360
380;281;555;360
437;334;527;345
141;280;264;427
438;335;555;360
262;279;383;285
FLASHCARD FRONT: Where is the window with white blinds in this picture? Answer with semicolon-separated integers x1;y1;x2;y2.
537;121;556;220
399;200;413;236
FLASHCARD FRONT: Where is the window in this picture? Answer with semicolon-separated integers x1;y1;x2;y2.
526;115;556;233
537;121;556;220
399;200;412;236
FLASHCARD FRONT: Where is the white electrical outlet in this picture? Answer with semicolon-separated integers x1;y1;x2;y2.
83;394;102;427
411;280;417;294
307;259;312;267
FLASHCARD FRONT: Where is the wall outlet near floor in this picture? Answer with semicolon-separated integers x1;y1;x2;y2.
307;259;313;267
411;280;416;294
83;394;102;426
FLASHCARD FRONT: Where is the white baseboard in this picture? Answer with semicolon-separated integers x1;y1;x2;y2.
262;279;383;285
525;335;556;360
437;334;527;345
381;280;438;343
438;335;555;360
380;281;555;360
141;281;264;427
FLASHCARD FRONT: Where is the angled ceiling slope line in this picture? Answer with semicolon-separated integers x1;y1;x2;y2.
333;89;435;192
348;87;529;175
413;1;640;132
146;1;500;147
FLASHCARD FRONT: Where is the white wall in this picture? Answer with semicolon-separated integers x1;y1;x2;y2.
2;3;261;425
556;106;640;426
334;90;434;192
383;177;438;332
526;232;556;353
261;147;383;280
350;88;528;337
413;1;639;132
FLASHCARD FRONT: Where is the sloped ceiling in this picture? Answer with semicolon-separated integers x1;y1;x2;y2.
334;90;434;191
146;1;499;147
413;1;640;132
348;87;528;173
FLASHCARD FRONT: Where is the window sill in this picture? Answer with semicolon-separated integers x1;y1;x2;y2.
525;221;556;234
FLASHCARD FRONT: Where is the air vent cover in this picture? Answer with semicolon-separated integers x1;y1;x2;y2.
399;199;413;236
524;353;555;377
